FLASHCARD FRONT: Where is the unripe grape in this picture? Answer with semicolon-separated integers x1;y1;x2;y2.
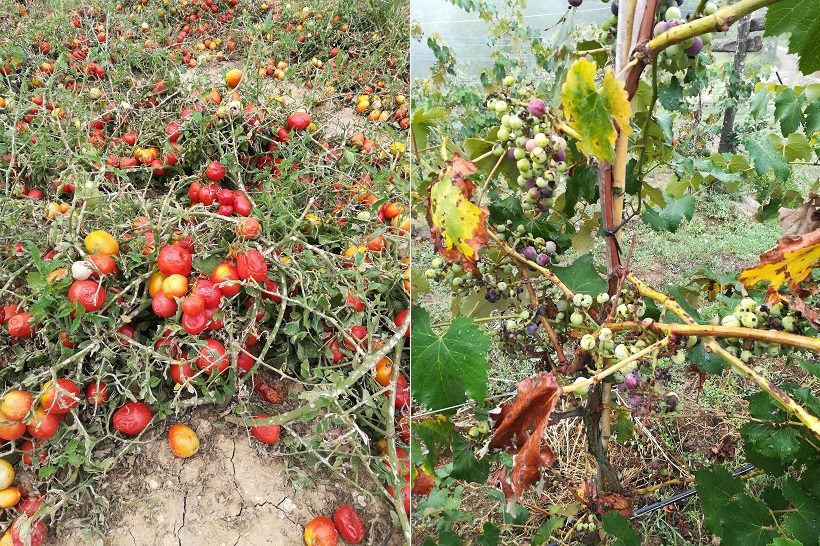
505;319;517;331
494;100;508;113
533;133;549;148
570;312;584;326
703;1;717;15
740;312;758;328
497;126;510;141
665;6;681;21
573;377;589;396
721;314;740;328
544;241;557;254
782;315;795;331
581;294;593;308
671;350;686;365
580;334;596;351
572;294;584;307
596;293;610;304
509;116;524;130
599;328;612;342
513;147;526;160
497;281;508;291
614;344;630;360
425;269;436;278
740;350;753;363
556;300;568;312
502;75;515;86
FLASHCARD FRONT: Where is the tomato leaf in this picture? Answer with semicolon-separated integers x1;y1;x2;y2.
410;306;491;412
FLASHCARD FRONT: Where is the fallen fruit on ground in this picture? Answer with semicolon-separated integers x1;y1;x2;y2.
304;515;338;546
168;424;200;458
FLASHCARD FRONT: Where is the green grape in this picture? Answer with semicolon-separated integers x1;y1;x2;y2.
570;311;584;325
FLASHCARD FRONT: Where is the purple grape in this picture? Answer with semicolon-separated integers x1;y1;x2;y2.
611;1;618;15
675;0;683;5
525;323;539;335
523;178;536;189
522;246;537;261
685;36;703;57
552;150;567;162
536;253;549;266
528;187;541;200
665;393;679;411
527;98;546;118
628;393;644;407
624;372;640;390
506;148;517;161
568;0;583;7
539;188;552;198
544;241;557;254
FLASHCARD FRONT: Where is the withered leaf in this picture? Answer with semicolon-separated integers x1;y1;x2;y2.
779;193;820;236
738;228;820;295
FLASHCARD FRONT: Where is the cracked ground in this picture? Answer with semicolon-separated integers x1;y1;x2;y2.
46;409;402;546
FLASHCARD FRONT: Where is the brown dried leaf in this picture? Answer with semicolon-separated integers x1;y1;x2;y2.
598;492;634;517
791;294;820;328
738;228;820;294
779;193;820;236
426;155;488;273
488;373;560;500
710;434;737;460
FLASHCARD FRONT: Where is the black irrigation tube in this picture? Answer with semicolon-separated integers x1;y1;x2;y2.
544;464;756;546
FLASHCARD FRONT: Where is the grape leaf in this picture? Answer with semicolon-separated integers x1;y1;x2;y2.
658;76;685;112
746;138;791;180
531;517;565;546
427;156;489;272
804;100;820;135
562;164;599;215
696;466;778;546
750;87;771;119
739;228;820;293
601;512;640;546
765;0;820;75
410;306;491;412
690;343;724;374
774;88;805;136
488;373;560;501
561;58;632;162
413;414;455;470
411;106;447;153
476;523;500;546
767;132;813;162
551;254;607;296
740;423;802;463
781;477;820;545
768;539;803;546
451;433;491;483
641;195;695;233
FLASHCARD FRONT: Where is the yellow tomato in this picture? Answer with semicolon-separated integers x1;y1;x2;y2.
161;274;189;298
84;230;119;256
0;487;20;509
0;459;14;490
148;271;166;297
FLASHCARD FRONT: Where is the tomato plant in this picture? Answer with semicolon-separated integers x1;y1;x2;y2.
0;0;409;541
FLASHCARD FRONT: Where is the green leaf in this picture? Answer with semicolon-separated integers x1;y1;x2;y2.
740;423;802;463
410;306;491;412
768;539;802;546
575;40;607;67
750;87;771;119
768;132;813;162
561;59;632;162
412;107;447;152
658;76;685;111
804;99;820;136
781;478;820;546
601;512;640;546
531;517;565;546
696;466;777;546
774;88;805;136
562;164;599;214
690;343;724;374
765;0;820;75
413;415;455;470
450;434;491;483
746;138;791;180
641;195;695;233
475;523;500;546
612;407;635;444
551;254;607;296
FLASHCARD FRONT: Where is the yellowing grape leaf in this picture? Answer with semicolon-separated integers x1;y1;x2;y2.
561;59;632;163
488;372;560;502
739;228;820;294
427;155;488;272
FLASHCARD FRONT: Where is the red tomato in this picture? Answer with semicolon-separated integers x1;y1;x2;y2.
343;325;368;350
346;293;365;312
181;294;205;316
10;516;47;546
303;515;337;546
20;440;45;466
112;402;152;436
68;280;106;312
192;279;222;309
196;338;227;374
116;324;135;345
236;217;261;238
40;379;80;415
262;279;282;303
18;496;44;516
333;505;365;544
7;312;34;338
151;292;178;318
157;244;192;277
27;409;58;440
395;308;409;337
0;420;26;441
122;131;138;146
188;181;201;203
217;188;234;205
211;263;240;297
237;345;256;374
0;390;33;421
236;250;268;282
170;360;197;385
198;183;218;205
249;413;281;445
205;161;225;181
181;312;208;335
386;485;410;515
232;193;251;216
286;111;311;131
85;382;109;406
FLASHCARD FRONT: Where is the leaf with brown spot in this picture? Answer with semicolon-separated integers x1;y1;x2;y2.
779;193;820;236
488;373;560;501
427;155;488;273
738;228;820;294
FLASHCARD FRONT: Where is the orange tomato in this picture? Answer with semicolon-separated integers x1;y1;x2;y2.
225;68;242;88
168;424;200;458
84;230;119;256
373;357;393;387
0;487;21;509
0;391;32;421
148;271;166;297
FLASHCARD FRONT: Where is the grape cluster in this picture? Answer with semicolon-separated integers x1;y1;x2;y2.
654;1;717;73
486;79;568;218
720;297;807;360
